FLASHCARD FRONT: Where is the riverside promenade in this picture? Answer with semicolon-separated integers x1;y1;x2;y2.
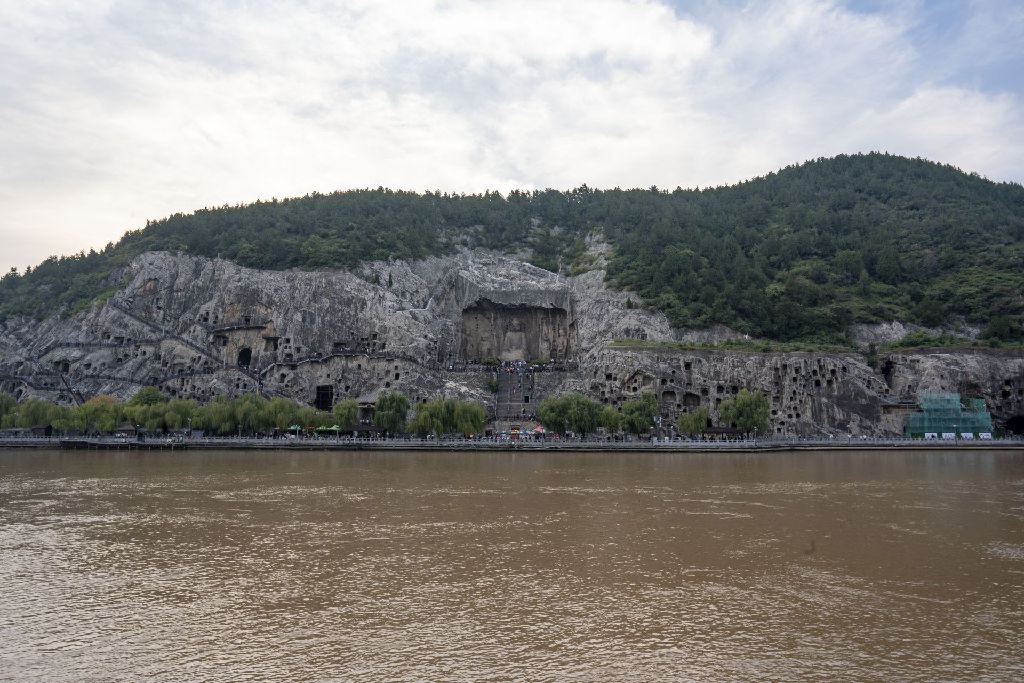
2;435;1023;452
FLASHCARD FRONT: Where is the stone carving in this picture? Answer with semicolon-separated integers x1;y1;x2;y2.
0;249;1021;436
459;301;572;362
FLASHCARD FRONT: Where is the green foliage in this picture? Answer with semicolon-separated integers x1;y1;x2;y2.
163;400;196;430
717;389;770;436
676;406;710;436
124;400;174;432
881;331;968;351
373;391;409;435
79;395;122;433
2;154;1023;343
453;400;486;436
876;326;1024;352
608;337;855;353
408;405;437;436
599;405;622;434
130;386;167;406
537;395;568;434
982;315;1024;342
621;393;659;436
0;392;339;436
563;393;602;436
266;397;299;430
537;392;603;436
295;405;326;431
1;397;63;429
186;395;332;435
0;393;16;423
0;394;122;433
332;398;359;430
409;399;486;436
194;396;235;434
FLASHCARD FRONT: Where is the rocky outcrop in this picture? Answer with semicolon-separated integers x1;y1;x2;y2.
569;346;1023;436
1;250;1022;435
848;321;981;350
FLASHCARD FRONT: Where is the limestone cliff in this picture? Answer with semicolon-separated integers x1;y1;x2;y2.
1;250;1021;435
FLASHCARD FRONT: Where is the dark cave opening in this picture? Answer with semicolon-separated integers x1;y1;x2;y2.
1006;415;1024;435
314;385;334;412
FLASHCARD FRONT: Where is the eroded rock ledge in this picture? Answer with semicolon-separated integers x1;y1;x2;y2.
1;250;1021;436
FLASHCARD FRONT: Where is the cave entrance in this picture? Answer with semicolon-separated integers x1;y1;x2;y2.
237;347;252;368
880;358;895;387
459;299;572;362
1006;415;1024;435
314;385;334;411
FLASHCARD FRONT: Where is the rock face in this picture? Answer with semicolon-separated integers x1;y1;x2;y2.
459;301;573;362
1;250;1022;435
848;321;980;350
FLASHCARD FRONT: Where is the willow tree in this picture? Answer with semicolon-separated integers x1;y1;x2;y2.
410;399;485;436
676;406;709;437
621;393;658;436
538;392;602;437
333;398;359;430
600;405;622;434
374;392;409;435
717;389;770;436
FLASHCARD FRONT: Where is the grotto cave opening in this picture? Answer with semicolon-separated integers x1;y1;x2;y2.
459;300;573;362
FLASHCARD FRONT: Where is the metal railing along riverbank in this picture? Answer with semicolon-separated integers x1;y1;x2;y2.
185;435;1022;451
2;435;1023;451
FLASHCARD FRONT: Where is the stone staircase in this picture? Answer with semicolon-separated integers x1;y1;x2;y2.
494;369;536;421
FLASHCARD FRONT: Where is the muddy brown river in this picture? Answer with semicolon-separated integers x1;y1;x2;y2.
1;448;1022;681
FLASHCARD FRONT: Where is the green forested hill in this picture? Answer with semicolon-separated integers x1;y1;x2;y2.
2;153;1022;342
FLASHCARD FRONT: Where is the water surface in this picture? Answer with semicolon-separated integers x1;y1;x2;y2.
1;449;1022;681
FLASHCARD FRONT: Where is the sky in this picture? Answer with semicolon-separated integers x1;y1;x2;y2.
1;0;1022;273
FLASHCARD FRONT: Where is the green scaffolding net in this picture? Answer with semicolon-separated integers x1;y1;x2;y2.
904;393;993;437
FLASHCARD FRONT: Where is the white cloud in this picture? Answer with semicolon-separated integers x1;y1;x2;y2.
0;0;1021;272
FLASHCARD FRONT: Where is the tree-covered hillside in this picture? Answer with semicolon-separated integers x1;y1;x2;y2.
2;153;1022;342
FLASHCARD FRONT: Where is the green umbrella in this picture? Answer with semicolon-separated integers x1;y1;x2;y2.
288;424;302;432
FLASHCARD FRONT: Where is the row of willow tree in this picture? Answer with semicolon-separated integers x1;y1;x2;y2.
537;390;770;438
1;386;769;438
0;389;343;435
2;153;1022;342
0;389;486;437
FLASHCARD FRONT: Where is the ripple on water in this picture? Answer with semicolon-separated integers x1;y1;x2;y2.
1;449;1022;681
988;542;1024;561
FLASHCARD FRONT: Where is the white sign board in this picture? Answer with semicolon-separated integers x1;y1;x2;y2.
979;433;993;440
960;432;974;440
941;433;956;440
924;433;938;440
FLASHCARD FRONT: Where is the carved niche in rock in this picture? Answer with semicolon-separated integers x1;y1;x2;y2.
459;299;573;362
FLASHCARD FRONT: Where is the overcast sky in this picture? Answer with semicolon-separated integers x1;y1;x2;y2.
1;0;1022;273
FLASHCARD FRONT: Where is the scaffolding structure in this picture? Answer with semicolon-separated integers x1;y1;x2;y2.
904;393;993;437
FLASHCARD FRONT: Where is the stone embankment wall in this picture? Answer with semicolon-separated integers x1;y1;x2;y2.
1;250;1021;435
